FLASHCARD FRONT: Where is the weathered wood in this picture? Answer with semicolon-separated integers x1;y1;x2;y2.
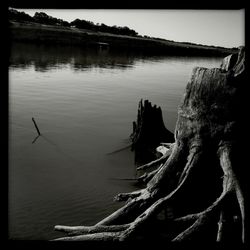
131;99;174;147
54;47;246;243
130;99;174;165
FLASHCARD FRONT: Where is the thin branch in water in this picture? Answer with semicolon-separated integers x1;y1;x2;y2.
106;144;132;155
32;117;41;136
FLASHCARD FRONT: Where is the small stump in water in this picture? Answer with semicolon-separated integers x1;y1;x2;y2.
130;99;174;165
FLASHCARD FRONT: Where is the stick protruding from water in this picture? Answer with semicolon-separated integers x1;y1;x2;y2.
32;117;41;136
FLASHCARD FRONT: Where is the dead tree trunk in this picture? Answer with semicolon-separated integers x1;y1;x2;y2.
130;99;174;165
53;47;247;244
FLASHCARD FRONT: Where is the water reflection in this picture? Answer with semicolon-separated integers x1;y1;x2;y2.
10;42;220;74
9;42;155;72
10;42;195;73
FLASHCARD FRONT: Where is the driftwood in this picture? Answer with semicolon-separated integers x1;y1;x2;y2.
32;117;41;136
53;47;247;244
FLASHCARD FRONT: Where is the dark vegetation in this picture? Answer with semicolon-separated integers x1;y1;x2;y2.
9;8;138;36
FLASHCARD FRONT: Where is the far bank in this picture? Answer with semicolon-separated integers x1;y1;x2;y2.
9;21;237;57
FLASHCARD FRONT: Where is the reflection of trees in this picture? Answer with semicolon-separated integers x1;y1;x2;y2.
10;43;73;71
10;42;212;73
9;42;174;72
72;48;136;71
9;42;153;72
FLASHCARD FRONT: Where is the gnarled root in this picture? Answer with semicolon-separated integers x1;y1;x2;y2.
136;144;173;171
135;143;174;184
53;144;200;241
172;142;245;243
137;164;163;184
114;190;143;202
52;232;123;241
54;224;130;236
217;142;245;243
53;140;245;243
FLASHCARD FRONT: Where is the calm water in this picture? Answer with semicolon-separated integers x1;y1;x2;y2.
9;43;223;240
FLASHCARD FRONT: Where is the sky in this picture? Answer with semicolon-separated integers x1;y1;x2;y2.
17;9;245;48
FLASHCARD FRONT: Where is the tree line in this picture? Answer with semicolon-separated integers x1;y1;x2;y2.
9;8;139;37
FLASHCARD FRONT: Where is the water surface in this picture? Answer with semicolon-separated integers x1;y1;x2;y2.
9;43;223;240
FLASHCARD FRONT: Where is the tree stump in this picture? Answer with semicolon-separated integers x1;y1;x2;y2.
130;99;174;165
53;47;247;244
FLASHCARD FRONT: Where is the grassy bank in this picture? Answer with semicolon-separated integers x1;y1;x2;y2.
9;21;237;56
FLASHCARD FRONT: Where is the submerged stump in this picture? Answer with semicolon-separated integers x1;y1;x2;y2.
130;99;174;165
53;47;247;244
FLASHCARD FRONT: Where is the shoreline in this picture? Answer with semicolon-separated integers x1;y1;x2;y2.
9;21;238;56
